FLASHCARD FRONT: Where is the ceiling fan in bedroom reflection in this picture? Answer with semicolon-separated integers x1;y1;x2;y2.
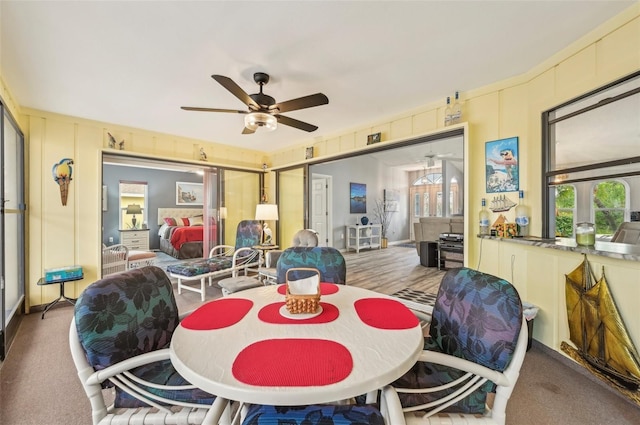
181;72;329;134
422;152;463;167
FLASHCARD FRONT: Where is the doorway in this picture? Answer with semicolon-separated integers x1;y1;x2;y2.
0;105;26;361
311;174;332;246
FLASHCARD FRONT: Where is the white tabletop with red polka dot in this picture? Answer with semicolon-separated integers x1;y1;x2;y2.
170;283;423;406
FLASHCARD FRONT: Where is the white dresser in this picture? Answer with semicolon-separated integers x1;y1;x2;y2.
119;229;149;251
345;224;382;253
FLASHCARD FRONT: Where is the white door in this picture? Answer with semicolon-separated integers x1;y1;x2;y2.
311;175;331;246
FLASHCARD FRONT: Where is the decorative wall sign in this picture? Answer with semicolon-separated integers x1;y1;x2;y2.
485;136;519;193
176;182;204;205
367;132;381;145
52;158;74;206
350;182;366;214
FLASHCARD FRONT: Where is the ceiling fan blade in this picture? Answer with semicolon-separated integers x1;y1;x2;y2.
271;93;329;114
181;106;248;114
242;126;256;135
211;75;260;110
275;114;319;132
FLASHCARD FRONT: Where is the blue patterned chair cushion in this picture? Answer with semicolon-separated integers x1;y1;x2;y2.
393;267;523;414
276;247;346;284
235;220;262;248
115;358;214;407
74;266;215;407
166;220;262;277
242;404;384;425
166;257;233;277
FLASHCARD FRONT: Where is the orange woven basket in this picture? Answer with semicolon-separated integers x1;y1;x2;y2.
285;268;321;314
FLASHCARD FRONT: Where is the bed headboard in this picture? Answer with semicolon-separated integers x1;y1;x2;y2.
157;208;203;225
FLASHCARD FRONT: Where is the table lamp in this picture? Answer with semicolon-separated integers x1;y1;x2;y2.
255;204;279;245
126;204;142;229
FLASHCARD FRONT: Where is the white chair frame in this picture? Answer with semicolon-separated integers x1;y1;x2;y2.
102;244;129;276
70;315;232;425
170;246;261;301
381;319;528;425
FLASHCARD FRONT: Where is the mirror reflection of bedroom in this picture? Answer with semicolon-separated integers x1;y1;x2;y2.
102;154;230;275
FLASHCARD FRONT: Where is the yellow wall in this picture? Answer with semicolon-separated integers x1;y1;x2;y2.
3;4;639;356
23;109;265;310
267;5;640;355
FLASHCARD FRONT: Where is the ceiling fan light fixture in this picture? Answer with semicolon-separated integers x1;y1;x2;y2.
244;112;277;132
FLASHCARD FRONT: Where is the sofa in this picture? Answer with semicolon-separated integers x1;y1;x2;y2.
413;216;464;254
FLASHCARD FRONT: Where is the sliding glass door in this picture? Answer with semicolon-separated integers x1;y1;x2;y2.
0;105;26;361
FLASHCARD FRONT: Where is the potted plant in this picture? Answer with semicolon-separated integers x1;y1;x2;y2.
373;199;392;248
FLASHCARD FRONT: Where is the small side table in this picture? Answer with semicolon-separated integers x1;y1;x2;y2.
37;275;83;319
252;245;280;281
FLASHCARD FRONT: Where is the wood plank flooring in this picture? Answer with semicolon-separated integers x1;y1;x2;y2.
171;244;447;313
343;245;446;295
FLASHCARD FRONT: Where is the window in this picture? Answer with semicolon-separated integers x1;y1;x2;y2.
555;185;575;237
423;193;430;216
119;182;147;230
413;193;420;217
592;180;628;237
543;71;640;239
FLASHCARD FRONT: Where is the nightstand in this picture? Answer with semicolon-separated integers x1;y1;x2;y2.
119;229;150;251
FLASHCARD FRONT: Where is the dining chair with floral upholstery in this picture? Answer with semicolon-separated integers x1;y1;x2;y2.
69;266;230;424
275;246;346;285
381;267;528;425
259;229;319;284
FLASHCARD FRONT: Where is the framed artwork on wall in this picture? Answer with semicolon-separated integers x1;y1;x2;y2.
176;182;204;205
485;136;519;193
367;132;381;145
350;182;367;213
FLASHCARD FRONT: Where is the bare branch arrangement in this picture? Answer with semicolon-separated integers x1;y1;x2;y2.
373;199;393;239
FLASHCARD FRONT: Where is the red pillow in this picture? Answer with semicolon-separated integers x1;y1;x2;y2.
181;217;190;226
163;217;177;226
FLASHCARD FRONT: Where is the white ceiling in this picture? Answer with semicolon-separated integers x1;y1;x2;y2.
0;1;635;153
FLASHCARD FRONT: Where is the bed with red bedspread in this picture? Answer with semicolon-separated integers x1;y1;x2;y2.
160;224;221;259
157;209;218;259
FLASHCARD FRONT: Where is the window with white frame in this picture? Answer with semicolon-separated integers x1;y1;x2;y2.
555;184;576;237
592;180;628;237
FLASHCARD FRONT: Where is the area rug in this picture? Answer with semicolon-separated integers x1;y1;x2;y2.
390;288;437;314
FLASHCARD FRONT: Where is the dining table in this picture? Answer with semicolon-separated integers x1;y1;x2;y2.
169;282;424;410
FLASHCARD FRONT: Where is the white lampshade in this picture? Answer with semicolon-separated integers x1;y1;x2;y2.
255;204;279;221
244;112;277;132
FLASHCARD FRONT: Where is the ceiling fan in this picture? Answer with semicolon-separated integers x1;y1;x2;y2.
181;72;329;134
422;152;463;167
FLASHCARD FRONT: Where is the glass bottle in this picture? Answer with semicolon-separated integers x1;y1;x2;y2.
444;96;452;126
451;91;462;124
479;198;490;236
515;190;529;237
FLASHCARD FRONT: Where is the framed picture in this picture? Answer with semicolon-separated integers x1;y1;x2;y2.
305;146;314;159
176;182;204;205
485;136;519;193
350;183;367;214
367;132;381;145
